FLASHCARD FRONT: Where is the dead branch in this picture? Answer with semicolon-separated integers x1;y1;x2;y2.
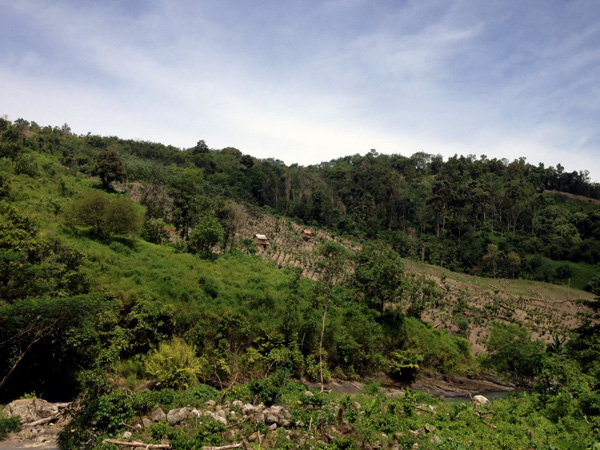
416;406;435;413
23;414;61;427
474;409;497;429
202;444;244;450
102;439;170;448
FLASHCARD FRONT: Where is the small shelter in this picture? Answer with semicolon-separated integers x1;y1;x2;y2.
301;229;314;242
253;234;270;250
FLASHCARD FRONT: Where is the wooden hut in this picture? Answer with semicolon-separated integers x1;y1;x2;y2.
253;234;270;250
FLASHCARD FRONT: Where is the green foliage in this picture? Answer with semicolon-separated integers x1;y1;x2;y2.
0;295;105;398
188;213;224;258
0;417;21;439
389;348;424;381
58;388;134;449
141;216;169;244
67;190;142;240
94;148;126;190
403;317;472;374
486;322;546;381
145;337;207;389
131;384;218;414
352;241;404;314
1;119;600;447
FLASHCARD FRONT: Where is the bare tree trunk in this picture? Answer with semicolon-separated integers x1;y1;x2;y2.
0;338;39;392
319;301;328;393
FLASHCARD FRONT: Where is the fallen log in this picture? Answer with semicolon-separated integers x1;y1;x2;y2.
102;439;170;448
202;444;244;450
23;413;61;427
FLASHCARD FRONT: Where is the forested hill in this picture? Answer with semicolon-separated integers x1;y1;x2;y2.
2;117;599;289
3;117;600;448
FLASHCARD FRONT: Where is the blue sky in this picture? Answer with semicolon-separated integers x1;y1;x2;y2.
1;0;599;180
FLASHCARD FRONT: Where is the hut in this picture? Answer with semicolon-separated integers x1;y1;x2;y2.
301;229;314;242
253;234;270;250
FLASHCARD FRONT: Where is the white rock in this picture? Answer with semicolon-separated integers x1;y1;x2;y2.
5;399;58;423
473;395;489;406
167;407;189;424
151;407;167;422
242;404;255;416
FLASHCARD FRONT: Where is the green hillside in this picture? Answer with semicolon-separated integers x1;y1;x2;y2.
1;118;599;448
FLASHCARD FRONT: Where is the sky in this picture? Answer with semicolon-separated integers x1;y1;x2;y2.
1;0;599;181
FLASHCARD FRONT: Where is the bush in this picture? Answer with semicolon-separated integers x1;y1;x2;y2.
486;323;546;381
0;417;21;439
145;337;207;389
57;388;134;449
66;190;142;240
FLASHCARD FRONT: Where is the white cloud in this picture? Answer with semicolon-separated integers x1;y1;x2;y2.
1;0;599;180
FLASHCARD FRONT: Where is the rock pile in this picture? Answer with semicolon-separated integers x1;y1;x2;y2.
2;398;70;447
142;400;294;432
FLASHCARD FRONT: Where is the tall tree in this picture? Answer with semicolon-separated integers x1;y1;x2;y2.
315;241;350;391
94;148;127;190
353;241;404;315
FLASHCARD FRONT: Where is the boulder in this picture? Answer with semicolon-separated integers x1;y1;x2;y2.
265;414;279;425
205;400;216;407
167;407;189;424
269;405;283;417
280;419;291;428
241;404;255;416
232;400;243;409
216;416;228;426
5;399;59;423
151;407;167;422
430;434;442;444
473;395;489;406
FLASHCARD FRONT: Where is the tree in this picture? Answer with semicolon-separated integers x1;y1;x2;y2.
188;214;224;258
486;323;546;381
193;140;209;154
67;191;142;240
0;204;89;302
505;251;521;279
94;148;127;190
483;244;500;278
315;241;350;391
0;295;105;396
352;241;404;314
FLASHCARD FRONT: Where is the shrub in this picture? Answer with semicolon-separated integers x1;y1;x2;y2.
145;337;207;389
486;322;546;381
57;388;134;449
67;191;142;240
0;417;21;439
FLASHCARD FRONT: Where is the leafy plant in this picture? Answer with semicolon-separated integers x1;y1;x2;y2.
145;337;207;390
